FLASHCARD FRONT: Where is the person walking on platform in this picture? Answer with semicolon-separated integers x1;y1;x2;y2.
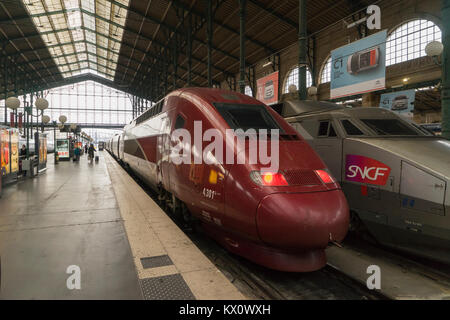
84;144;88;155
88;144;96;163
19;145;27;176
74;146;81;162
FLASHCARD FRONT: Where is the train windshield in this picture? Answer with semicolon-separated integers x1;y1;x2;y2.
360;119;419;136
213;103;283;132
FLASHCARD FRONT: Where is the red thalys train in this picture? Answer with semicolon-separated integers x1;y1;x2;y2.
107;88;349;272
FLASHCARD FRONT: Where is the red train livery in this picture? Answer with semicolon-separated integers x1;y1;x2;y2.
108;88;349;272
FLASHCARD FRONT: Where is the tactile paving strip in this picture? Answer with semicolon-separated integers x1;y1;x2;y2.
141;255;174;269
140;274;196;300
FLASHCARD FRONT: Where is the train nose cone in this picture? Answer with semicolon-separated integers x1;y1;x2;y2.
256;190;349;249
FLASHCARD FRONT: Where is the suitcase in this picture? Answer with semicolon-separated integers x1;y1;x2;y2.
95;156;99;162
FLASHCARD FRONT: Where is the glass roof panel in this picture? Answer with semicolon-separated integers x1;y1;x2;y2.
22;0;130;80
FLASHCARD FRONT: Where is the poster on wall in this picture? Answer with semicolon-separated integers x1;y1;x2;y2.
331;30;387;99
379;89;415;118
10;130;19;173
256;71;279;105
0;129;10;176
35;132;47;165
56;139;70;160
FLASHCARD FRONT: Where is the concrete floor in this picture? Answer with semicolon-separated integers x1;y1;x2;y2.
0;152;142;299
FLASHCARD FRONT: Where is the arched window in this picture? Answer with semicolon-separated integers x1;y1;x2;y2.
320;56;331;84
283;66;313;93
245;85;253;97
386;19;442;66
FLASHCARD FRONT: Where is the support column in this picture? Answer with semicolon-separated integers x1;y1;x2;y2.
206;0;213;88
442;0;450;139
239;0;247;94
298;0;308;100
3;55;7;125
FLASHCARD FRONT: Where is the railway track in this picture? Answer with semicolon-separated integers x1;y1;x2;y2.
120;160;391;300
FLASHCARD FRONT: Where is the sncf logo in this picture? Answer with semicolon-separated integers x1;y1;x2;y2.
345;155;391;186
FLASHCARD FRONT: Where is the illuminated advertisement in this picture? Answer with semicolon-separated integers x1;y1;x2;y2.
256;71;279;105
345;154;391;186
380;89;415;116
10;130;19;173
56;139;70;159
39;135;48;164
0;129;10;175
331;30;386;99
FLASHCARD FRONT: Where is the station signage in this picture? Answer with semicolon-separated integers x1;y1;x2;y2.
330;30;387;99
256;71;279;105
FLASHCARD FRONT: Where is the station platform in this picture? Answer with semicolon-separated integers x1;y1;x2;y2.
0;152;244;300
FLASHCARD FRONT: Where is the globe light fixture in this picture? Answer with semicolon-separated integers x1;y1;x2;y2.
42;115;51;124
288;84;297;93
308;86;318;96
6;97;21;110
425;41;444;57
59;115;67;124
35;98;49;111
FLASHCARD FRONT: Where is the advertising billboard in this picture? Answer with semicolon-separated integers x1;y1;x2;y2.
0;129;10;176
256;71;279;105
10;130;19;173
56;139;70;160
380;89;415;117
331;30;387;99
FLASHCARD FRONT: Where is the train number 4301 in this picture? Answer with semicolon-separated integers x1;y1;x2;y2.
203;188;217;200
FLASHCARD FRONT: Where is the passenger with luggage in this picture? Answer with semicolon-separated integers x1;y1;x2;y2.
88;144;96;163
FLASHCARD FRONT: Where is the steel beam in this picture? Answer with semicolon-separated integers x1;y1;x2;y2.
442;0;450;139
239;0;247;94
298;0;308;100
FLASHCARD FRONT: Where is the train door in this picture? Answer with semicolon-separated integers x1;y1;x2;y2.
158;116;171;190
313;120;343;181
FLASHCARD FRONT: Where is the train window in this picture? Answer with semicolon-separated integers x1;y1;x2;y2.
361;119;418;136
341;120;364;136
329;124;337;137
318;121;337;137
175;115;185;129
318;121;329;136
213;103;283;132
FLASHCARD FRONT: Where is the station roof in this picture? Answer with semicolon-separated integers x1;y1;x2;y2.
0;0;373;99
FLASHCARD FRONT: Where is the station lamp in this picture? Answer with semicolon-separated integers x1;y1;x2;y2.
42;115;51;124
425;41;444;65
288;84;297;94
5;97;21;128
35;98;49;112
308;86;318;96
6;97;21;110
59;115;67;124
36;98;49;132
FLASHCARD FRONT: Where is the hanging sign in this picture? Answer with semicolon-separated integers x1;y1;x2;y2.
331;30;387;99
256;71;279;105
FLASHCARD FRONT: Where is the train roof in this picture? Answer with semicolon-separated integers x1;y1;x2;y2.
280;100;404;120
